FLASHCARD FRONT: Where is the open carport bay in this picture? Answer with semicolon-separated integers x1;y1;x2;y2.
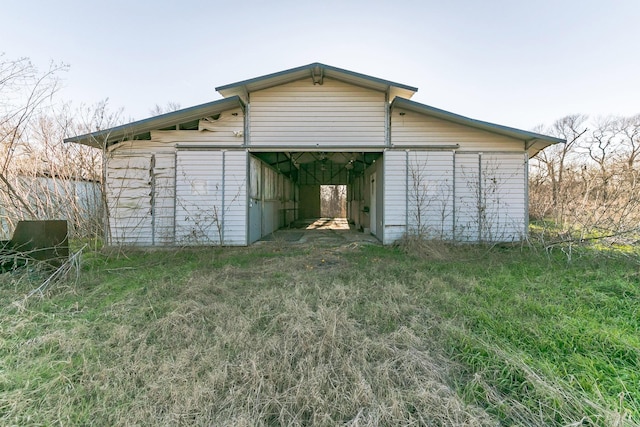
249;151;383;243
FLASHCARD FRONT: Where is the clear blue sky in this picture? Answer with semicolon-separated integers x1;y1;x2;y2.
2;0;638;131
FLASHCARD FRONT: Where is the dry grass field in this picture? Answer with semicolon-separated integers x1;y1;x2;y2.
1;238;639;426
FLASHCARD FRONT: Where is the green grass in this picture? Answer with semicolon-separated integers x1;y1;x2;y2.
1;241;639;425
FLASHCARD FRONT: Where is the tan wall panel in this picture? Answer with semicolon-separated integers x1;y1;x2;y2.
299;185;320;219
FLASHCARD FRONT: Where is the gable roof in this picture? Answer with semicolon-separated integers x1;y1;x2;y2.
64;65;562;156
216;62;418;101
64;96;245;148
390;97;564;156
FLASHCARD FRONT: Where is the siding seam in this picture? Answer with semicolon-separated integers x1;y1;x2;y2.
452;151;456;241
222;150;226;245
405;150;409;237
478;153;482;242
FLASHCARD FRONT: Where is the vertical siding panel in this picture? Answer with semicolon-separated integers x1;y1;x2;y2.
480;153;526;241
383;150;455;244
175;150;247;246
453;152;527;242
407;151;454;239
454;153;480;242
383;150;407;244
222;150;248;245
175;151;224;245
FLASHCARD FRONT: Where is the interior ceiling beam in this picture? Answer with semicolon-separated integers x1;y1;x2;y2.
329;165;347;181
272;158;293;166
252;151;382;181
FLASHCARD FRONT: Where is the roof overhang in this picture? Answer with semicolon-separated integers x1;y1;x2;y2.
390;97;565;157
215;62;418;101
64;96;245;148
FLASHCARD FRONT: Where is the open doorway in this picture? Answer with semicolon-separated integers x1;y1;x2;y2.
299;184;348;231
320;185;346;217
250;151;382;239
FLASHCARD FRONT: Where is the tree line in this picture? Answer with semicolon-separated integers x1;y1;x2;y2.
530;114;640;244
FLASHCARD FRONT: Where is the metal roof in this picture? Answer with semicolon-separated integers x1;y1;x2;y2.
64;96;245;148
216;62;418;101
390;97;564;156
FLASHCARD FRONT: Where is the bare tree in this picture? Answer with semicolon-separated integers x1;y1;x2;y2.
0;55;68;218
530;113;640;246
149;101;181;116
615;114;640;171
0;55;126;241
531;114;588;226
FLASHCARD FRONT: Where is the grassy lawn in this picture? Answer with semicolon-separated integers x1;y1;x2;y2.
1;240;639;426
